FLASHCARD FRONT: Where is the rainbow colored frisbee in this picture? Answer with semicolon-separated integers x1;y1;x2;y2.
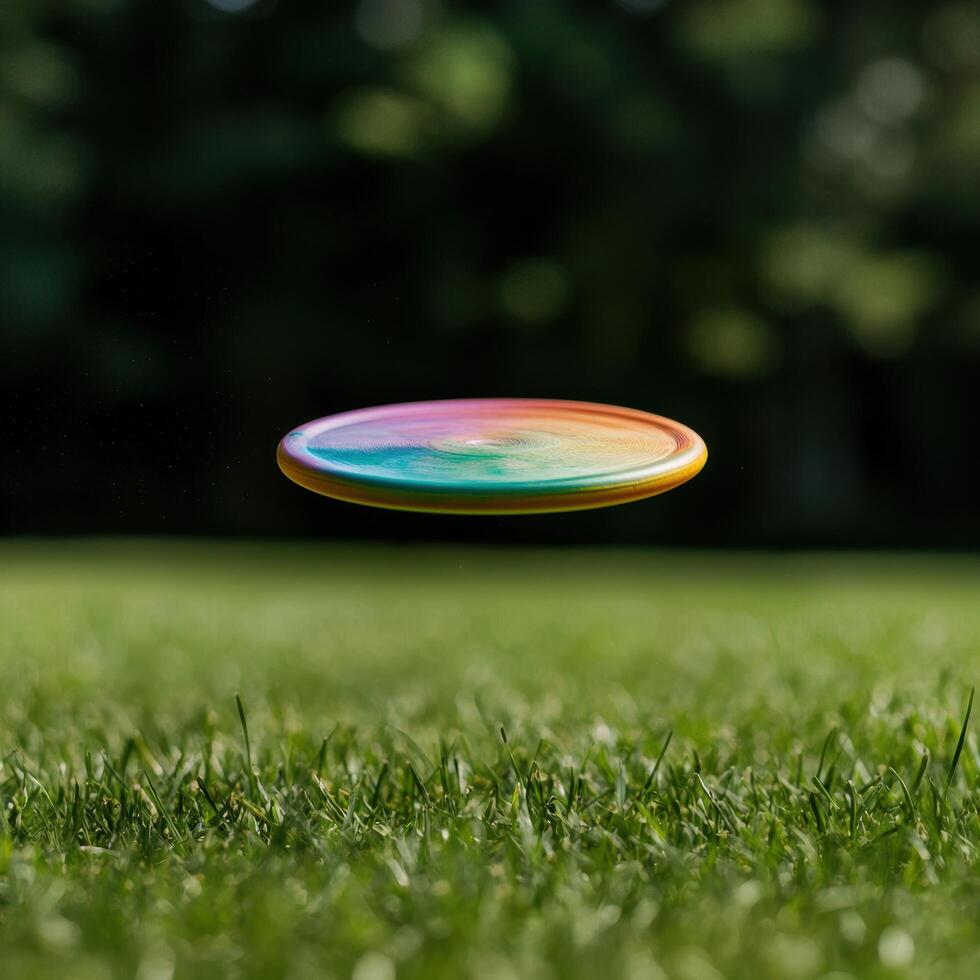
277;399;706;514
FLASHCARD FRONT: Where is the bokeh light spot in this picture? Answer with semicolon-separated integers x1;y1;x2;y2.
878;928;915;970
408;25;515;131
761;226;942;357
499;259;569;325
687;309;779;378
857;58;925;123
335;88;433;158
677;0;819;62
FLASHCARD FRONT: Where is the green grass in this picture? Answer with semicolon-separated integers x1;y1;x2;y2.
1;541;980;980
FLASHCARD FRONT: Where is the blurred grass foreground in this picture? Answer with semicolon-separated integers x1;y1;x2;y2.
2;541;980;979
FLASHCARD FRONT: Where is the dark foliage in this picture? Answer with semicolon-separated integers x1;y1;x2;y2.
3;0;979;544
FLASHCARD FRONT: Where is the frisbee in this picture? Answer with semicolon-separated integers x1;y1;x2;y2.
277;399;706;514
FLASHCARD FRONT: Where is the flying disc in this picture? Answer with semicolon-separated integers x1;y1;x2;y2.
277;399;706;514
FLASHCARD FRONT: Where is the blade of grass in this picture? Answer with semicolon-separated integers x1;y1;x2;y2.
911;751;929;793
815;727;838;782
946;686;974;793
236;694;258;797
642;731;673;798
889;767;916;823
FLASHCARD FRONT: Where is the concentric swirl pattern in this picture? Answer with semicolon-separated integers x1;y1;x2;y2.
277;399;707;514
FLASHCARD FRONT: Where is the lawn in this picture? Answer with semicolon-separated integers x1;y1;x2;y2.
1;541;979;980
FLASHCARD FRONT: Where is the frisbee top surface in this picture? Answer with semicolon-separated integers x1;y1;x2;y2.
277;399;706;514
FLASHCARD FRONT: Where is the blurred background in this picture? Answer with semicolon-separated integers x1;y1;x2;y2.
2;0;979;547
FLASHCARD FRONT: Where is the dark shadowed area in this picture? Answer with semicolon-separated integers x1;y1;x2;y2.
3;0;979;545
